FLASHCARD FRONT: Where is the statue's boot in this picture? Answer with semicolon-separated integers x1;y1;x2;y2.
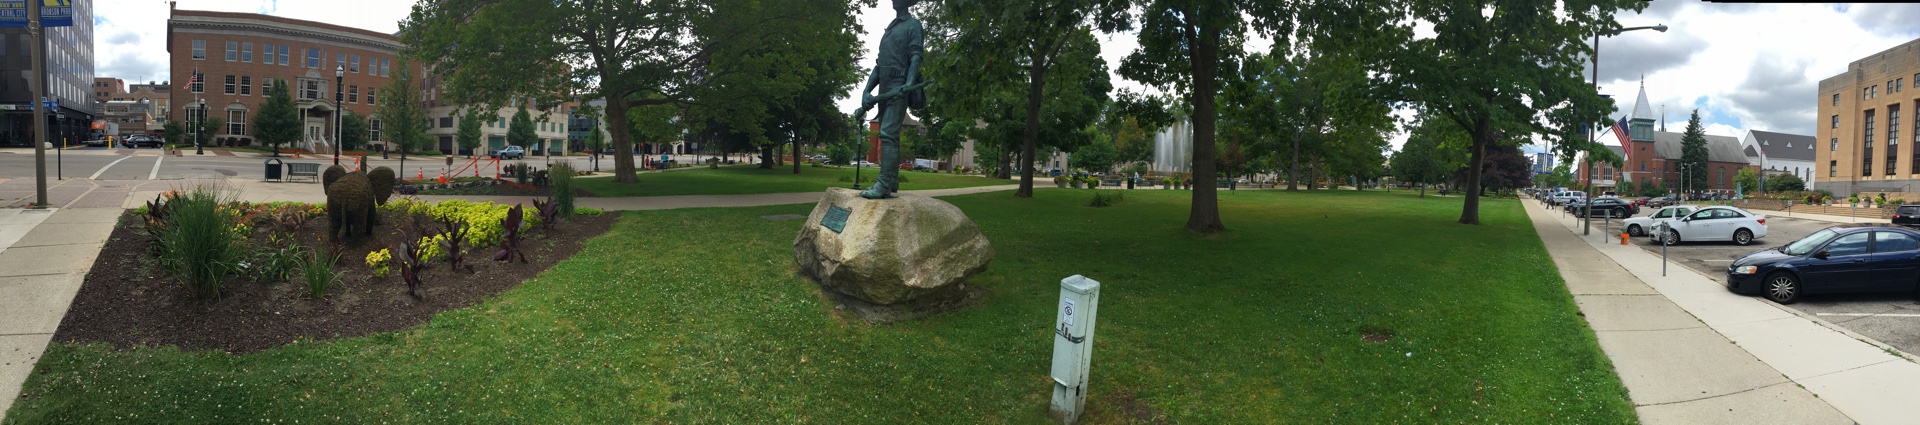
859;174;896;199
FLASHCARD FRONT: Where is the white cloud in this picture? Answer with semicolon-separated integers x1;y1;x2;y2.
1597;3;1911;139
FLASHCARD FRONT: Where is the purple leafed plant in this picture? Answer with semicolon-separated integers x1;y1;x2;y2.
532;196;560;232
396;240;428;300
492;204;528;264
439;217;472;272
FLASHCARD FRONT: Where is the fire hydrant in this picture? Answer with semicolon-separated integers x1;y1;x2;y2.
1619;233;1630;245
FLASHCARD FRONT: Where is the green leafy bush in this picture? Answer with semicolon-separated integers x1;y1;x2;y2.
576;207;604;216
246;234;302;283
1088;191;1125;207
366;248;392;278
156;186;241;299
301;248;341;298
385;198;530;247
550;162;576;217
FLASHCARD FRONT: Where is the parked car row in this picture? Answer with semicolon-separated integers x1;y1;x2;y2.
1728;225;1920;304
1564;197;1639;218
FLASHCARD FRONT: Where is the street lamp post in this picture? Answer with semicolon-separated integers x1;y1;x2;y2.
195;99;206;156
1585;23;1668;235
1679;162;1694;201
334;65;345;165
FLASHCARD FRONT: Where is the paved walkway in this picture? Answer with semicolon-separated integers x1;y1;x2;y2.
1526;198;1919;424
0;208;126;418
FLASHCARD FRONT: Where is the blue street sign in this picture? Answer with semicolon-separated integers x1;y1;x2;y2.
0;0;75;28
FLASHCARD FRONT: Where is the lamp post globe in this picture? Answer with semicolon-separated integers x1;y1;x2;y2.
334;65;345;165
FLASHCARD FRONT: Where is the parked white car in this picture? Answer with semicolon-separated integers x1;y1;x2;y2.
1551;191;1587;206
1622;205;1700;237
1653;206;1768;246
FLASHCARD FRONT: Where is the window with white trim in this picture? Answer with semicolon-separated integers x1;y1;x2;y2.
228;110;247;135
192;40;205;59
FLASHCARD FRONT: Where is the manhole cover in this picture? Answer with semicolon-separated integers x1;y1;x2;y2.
761;214;806;221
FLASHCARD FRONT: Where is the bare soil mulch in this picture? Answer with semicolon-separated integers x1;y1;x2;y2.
53;207;616;354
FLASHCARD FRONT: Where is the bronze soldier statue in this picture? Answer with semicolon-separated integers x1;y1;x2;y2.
855;0;931;199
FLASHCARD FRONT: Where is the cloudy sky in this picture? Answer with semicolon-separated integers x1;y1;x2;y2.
98;1;1920;151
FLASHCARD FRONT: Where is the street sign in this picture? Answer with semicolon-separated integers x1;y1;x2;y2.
0;0;74;28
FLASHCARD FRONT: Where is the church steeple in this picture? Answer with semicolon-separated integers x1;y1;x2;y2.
1628;79;1656;142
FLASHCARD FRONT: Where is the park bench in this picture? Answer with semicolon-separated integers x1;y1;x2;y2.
1102;179;1123;187
286;162;321;182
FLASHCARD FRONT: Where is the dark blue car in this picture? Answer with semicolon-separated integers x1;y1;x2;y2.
1727;225;1920;304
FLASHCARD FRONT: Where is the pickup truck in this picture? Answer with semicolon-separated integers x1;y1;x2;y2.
489;145;525;160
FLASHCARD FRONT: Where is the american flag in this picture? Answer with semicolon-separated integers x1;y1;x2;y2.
179;68;200;91
1610;115;1631;163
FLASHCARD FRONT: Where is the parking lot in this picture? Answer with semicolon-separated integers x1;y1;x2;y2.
1583;207;1920;355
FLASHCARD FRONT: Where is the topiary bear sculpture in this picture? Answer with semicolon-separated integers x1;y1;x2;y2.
322;164;348;188
326;171;378;243
368;166;397;205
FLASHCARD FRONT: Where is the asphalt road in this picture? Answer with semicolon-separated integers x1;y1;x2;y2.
1608;209;1920;355
0;147;628;181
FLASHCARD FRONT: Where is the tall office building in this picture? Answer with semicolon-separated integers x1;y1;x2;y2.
1815;38;1920;194
0;1;96;147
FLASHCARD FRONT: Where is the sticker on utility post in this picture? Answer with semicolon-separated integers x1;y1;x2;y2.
1061;299;1076;327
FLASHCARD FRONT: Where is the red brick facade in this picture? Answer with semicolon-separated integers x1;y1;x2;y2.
167;7;419;146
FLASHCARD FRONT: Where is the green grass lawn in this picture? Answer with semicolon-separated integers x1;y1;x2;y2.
5;189;1634;423
573;164;1009;197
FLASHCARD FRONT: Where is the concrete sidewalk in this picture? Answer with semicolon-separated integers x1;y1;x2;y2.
1526;198;1920;424
0;208;126;419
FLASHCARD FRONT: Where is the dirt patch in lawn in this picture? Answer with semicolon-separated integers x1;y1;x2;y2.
53;207;615;354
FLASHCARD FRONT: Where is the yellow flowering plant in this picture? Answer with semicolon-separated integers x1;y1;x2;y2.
366;248;392;278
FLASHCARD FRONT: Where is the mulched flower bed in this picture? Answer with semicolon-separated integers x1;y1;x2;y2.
53;202;616;354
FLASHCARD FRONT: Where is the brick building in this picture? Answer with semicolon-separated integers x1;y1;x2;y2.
92;78;125;105
168;5;408;151
168;4;568;155
1815;37;1920;196
1581;82;1755;195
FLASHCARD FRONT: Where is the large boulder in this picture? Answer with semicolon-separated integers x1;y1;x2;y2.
794;188;992;306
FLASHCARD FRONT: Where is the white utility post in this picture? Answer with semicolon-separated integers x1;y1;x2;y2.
1049;275;1101;424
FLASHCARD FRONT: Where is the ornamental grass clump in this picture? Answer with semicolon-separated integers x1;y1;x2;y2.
549;162;576;217
300;247;342;298
156;185;241;300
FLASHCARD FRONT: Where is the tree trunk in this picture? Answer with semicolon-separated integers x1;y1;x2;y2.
1458;119;1492;225
759;145;775;169
1420;184;1426;197
996;147;1012;179
1185;22;1225;233
1017;65;1048;198
604;100;639;183
1286;126;1301;190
